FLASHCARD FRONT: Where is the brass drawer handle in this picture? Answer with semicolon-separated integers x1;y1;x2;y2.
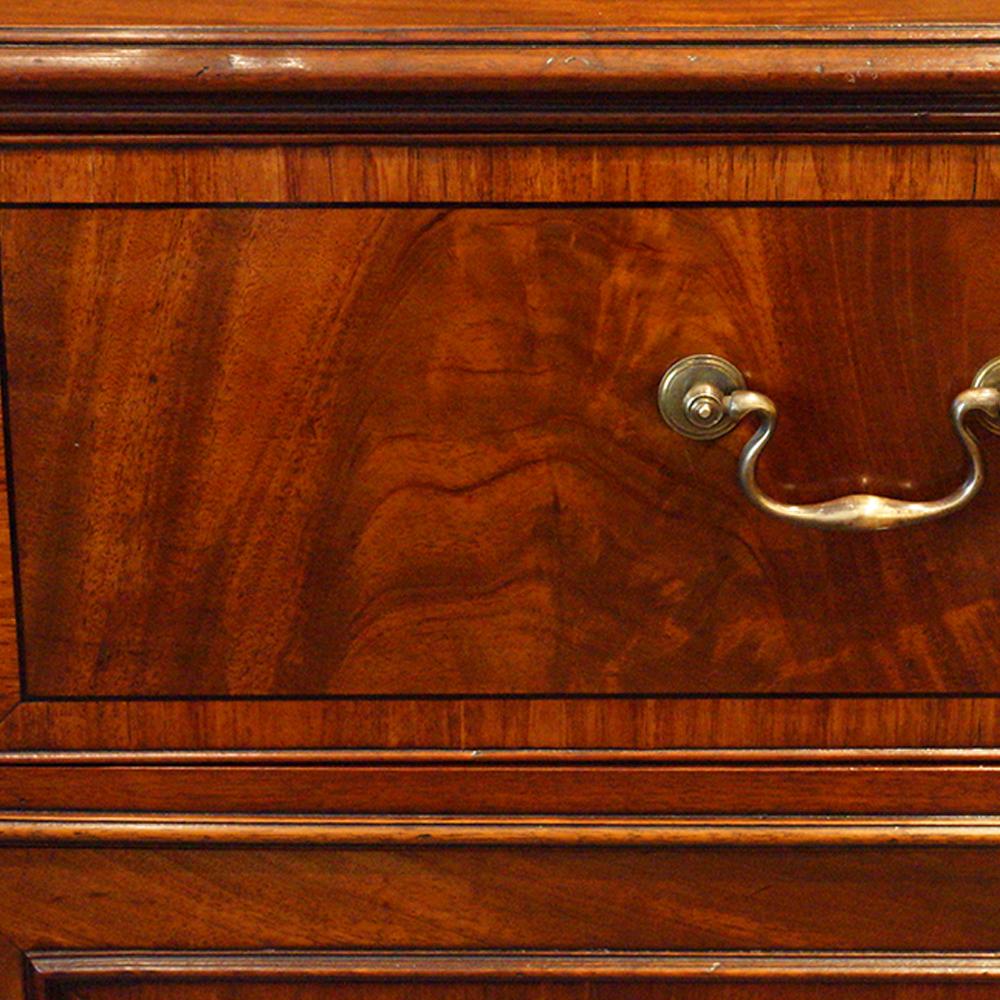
658;354;1000;532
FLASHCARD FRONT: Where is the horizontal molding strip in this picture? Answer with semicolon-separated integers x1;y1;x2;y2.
7;26;1000;43
3;756;1000;815
2;747;1000;765
0;38;999;140
5;813;1000;846
1;43;999;93
27;948;1000;981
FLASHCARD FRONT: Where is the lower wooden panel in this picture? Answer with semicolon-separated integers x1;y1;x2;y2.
5;840;1000;951
8;818;1000;1000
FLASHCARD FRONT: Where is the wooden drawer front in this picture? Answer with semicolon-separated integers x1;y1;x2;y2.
3;205;999;699
12;830;1000;996
7;842;1000;951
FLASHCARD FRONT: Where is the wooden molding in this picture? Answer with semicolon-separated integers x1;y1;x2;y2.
0;33;999;140
5;813;1000;847
26;948;1000;984
7;26;1000;43
3;747;1000;815
1;39;999;94
5;746;1000;764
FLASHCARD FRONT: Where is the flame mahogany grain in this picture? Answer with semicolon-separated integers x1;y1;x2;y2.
3;205;998;698
0;11;999;995
3;842;1000;951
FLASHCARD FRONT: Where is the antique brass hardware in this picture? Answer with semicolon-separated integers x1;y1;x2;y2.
658;354;1000;531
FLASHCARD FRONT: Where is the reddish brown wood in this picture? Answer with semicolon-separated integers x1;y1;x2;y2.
0;9;998;992
8;696;1000;750
4;205;998;698
27;949;1000;981
8;102;1000;144
3;42;1000;96
3;0;999;29
5;813;1000;846
25;948;1000;1000
1;145;999;203
5;843;1000;951
0;401;19;725
4;17;1000;143
28;952;1000;1000
6;15;1000;145
0;935;23;1000
2;756;1000;815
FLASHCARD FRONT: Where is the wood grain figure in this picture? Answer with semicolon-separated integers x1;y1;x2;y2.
0;7;998;998
3;206;998;697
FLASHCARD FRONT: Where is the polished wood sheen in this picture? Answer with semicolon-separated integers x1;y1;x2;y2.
10;835;1000;998
9;813;1000;846
2;16;1000;143
4;0;1000;28
8;842;1000;950
0;402;16;724
32;955;1000;1000
32;950;1000;981
3;146;1000;204
1;6;1000;997
4;205;998;697
8;750;1000;814
29;952;1000;1000
10;696;1000;750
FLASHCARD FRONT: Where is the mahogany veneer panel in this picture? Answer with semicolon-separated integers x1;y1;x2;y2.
9;698;1000;750
2;146;1000;204
3;205;999;699
6;844;1000;951
0;401;16;720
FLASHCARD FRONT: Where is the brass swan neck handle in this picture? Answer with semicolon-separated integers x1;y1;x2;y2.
658;354;1000;532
